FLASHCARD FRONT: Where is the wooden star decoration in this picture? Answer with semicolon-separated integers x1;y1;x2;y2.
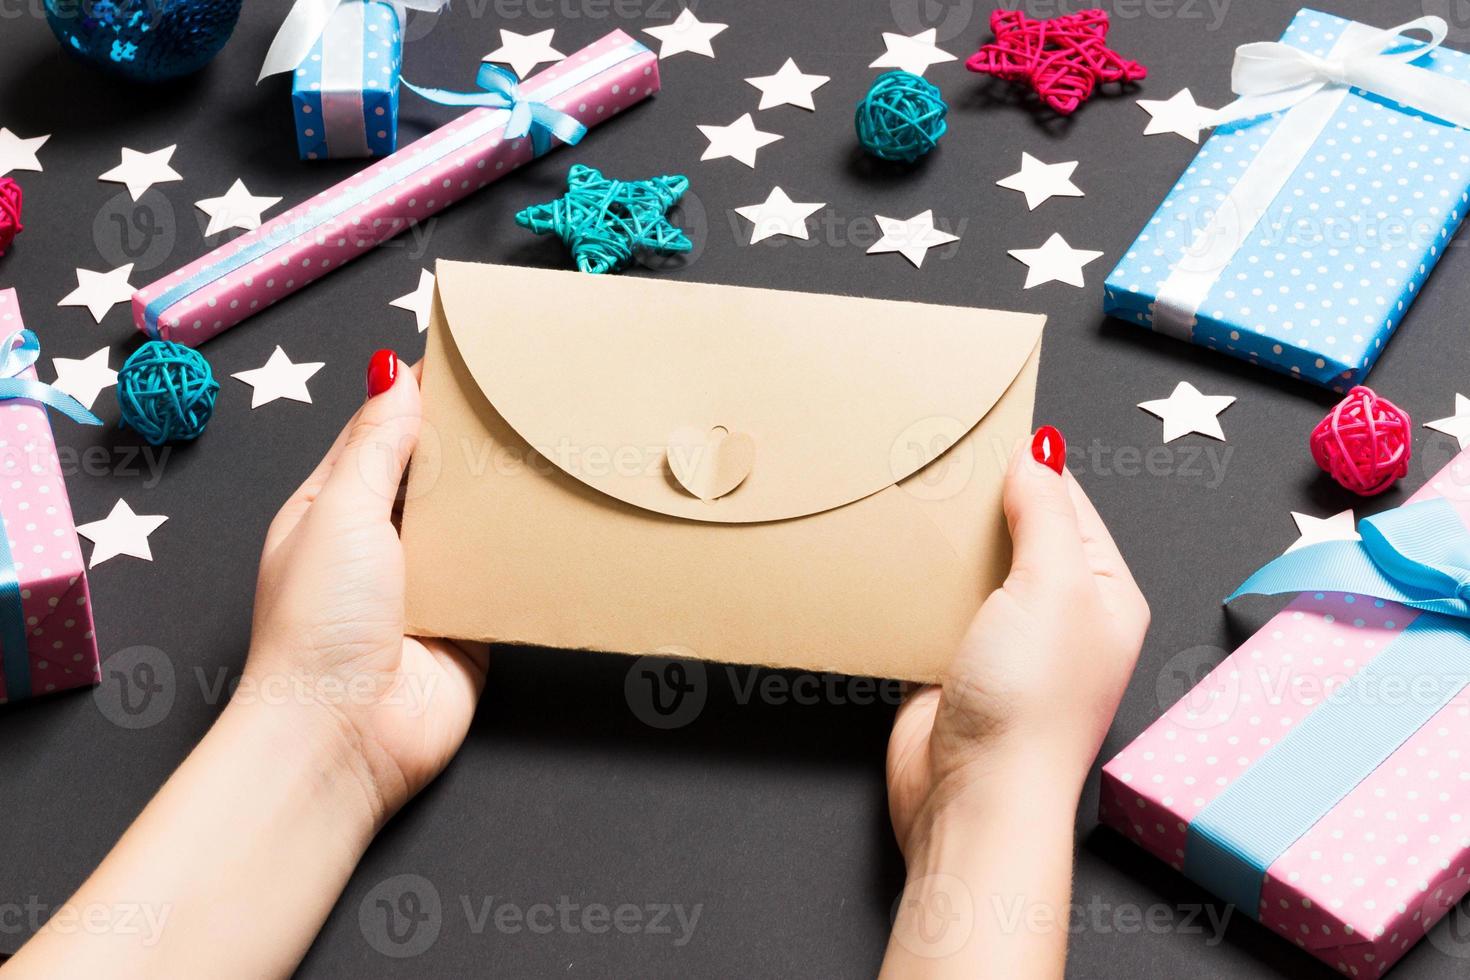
966;8;1146;115
514;165;694;274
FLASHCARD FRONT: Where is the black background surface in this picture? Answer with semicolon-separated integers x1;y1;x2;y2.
3;0;1469;976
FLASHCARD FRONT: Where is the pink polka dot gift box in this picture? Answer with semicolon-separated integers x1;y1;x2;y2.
1102;448;1470;975
133;29;659;345
0;290;100;705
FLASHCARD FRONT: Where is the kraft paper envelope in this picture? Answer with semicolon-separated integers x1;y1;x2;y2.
401;261;1044;682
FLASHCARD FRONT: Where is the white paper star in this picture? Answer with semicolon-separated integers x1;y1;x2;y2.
482;28;565;79
745;58;830;111
390;269;436;333
0;128;48;178
1007;233;1103;288
231;346;325;408
1426;394;1470;450
996;153;1084;210
194;179;281;237
76;499;168;567
870;29;956;77
58;264;135;323
1286;510;1360;554
734;187;824;245
1138;88;1210;143
1138;381;1237;443
98;145;183;201
643;8;727;59
697;113;782;168
866;210;959;268
51;347;117;411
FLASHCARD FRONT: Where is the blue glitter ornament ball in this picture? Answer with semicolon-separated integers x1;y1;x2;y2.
45;0;242;83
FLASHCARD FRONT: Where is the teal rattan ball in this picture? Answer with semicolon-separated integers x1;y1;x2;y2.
116;340;219;445
855;70;949;163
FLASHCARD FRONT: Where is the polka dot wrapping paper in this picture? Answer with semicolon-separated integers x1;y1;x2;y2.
1104;8;1470;392
0;290;100;705
1101;449;1470;976
291;0;402;160
135;31;658;344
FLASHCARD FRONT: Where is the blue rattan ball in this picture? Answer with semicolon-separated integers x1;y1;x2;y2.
855;71;949;163
116;340;219;445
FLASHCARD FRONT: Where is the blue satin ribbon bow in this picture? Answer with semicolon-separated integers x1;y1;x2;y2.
403;63;588;158
0;329;99;702
1186;498;1470;919
0;330;102;428
1229;497;1470;616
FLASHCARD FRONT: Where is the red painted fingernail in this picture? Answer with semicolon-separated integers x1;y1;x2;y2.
366;349;398;398
1031;425;1065;475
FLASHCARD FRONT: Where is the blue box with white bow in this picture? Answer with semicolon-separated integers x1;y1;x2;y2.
1105;9;1470;391
290;0;402;160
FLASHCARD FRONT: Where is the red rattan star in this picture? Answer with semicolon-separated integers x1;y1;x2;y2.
966;8;1147;115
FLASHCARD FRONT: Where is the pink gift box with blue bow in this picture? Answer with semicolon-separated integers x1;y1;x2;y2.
0;289;103;705
1103;445;1470;974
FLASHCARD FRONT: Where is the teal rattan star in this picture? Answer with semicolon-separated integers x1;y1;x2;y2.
515;164;693;274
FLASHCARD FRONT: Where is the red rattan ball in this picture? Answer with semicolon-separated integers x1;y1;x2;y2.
0;178;21;256
1309;385;1411;496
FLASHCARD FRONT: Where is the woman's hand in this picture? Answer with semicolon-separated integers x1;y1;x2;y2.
881;427;1149;978
244;350;489;828
5;351;487;980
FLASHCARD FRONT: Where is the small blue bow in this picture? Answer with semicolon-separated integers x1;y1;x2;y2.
1228;497;1470;617
403;63;588;158
0;330;101;426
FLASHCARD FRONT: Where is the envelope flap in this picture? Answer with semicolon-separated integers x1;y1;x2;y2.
434;261;1043;524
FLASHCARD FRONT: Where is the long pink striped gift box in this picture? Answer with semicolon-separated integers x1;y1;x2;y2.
133;30;658;344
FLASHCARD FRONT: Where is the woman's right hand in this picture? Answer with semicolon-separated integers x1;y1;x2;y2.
882;427;1150;977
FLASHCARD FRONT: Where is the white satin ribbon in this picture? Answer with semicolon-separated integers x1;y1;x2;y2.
1151;16;1470;348
1202;15;1470;129
258;0;448;82
319;2;370;156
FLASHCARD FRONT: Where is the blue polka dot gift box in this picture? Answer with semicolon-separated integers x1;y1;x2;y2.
1104;9;1470;392
259;0;411;160
291;1;402;159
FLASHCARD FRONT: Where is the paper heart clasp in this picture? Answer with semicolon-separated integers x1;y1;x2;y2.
667;425;755;502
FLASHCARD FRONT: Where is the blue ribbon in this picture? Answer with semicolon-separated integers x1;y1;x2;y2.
0;331;103;428
0;329;100;701
1229;498;1470;617
1187;498;1470;917
404;63;588;158
143;38;646;337
0;499;26;702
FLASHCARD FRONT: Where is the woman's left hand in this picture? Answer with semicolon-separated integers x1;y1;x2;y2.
244;351;489;828
5;350;490;980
